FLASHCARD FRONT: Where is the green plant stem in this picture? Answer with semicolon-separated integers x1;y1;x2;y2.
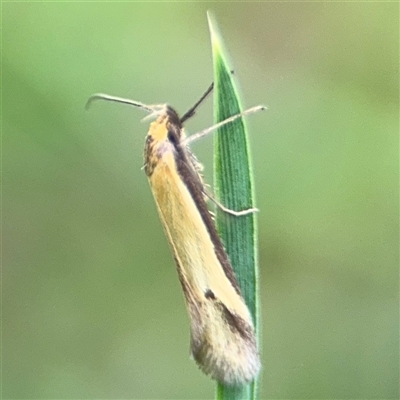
208;12;260;400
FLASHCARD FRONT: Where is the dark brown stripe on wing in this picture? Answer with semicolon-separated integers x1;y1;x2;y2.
218;301;255;342
172;138;242;296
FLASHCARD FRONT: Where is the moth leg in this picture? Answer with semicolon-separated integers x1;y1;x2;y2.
204;190;259;217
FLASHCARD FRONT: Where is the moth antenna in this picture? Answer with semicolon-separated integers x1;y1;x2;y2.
180;83;214;123
86;93;166;117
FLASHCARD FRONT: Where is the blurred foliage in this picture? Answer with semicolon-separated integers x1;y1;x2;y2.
3;2;398;399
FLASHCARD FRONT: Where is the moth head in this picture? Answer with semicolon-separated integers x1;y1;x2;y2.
148;106;183;144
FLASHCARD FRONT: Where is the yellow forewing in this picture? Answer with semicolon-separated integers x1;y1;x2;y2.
153;155;252;313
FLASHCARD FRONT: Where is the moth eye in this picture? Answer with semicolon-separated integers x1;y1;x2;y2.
205;289;216;300
167;130;177;144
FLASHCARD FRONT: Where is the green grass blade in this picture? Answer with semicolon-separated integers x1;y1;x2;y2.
207;13;260;400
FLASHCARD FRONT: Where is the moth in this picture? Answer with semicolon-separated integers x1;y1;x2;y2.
87;84;264;385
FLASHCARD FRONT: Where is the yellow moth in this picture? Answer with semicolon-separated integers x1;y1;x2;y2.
86;84;264;385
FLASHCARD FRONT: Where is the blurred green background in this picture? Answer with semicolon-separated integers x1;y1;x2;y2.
3;2;398;399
